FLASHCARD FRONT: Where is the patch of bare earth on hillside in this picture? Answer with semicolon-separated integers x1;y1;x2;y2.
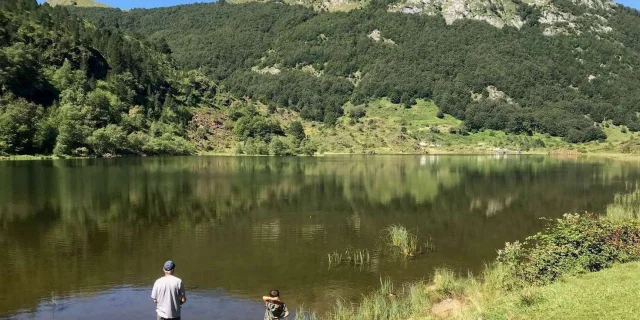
188;109;235;153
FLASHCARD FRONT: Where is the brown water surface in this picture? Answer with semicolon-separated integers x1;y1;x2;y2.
1;155;637;319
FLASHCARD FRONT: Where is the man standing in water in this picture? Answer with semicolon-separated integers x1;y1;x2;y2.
152;260;187;320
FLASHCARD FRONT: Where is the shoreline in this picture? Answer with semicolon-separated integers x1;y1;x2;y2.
2;150;639;161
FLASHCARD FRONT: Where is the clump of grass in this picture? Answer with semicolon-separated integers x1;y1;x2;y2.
607;186;640;221
518;287;543;307
327;247;371;267
431;269;466;298
323;278;427;320
295;305;319;320
383;225;434;258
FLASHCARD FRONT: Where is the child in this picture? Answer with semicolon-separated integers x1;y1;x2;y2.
263;289;289;320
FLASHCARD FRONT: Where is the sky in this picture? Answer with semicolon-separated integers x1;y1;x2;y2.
617;0;640;9
38;0;639;10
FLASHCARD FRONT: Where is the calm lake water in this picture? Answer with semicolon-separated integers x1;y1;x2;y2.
1;155;639;319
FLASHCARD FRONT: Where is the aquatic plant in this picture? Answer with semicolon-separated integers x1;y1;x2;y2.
607;186;640;221
327;247;371;267
383;225;434;258
294;305;319;320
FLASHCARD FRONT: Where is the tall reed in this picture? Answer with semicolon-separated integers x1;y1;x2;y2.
327;247;371;267
607;186;640;221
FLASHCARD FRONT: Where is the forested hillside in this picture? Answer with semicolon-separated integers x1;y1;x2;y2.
0;0;223;156
71;0;640;143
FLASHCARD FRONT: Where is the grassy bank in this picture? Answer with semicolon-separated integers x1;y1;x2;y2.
480;261;640;320
296;190;640;320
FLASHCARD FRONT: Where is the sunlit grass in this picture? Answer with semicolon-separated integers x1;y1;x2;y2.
606;185;640;221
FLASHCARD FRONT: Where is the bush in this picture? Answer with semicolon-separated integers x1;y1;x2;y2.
532;138;546;148
0;95;43;154
497;214;640;285
437;110;445;119
243;138;269;155
565;127;606;143
288;120;305;142
346;104;366;120
269;137;294;156
87;124;127;156
127;131;150;154
143;133;195;155
299;138;318;156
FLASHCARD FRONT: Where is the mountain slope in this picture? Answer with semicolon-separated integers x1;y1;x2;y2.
0;1;208;156
69;1;640;143
46;0;109;8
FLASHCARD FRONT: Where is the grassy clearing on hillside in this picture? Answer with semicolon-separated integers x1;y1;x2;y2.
192;97;640;157
308;99;565;155
46;0;109;7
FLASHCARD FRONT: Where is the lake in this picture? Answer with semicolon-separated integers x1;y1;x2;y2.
1;155;638;319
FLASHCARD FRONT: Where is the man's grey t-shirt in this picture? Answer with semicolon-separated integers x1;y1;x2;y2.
151;275;186;319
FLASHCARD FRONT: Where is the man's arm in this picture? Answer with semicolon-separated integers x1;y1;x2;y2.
263;296;281;304
179;281;187;305
151;282;158;304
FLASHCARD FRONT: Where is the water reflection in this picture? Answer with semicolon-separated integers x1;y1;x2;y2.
0;156;638;318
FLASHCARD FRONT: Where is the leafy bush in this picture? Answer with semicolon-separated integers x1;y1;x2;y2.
87;124;127;156
346;104;366;120
497;214;640;285
143;133;195;155
269;137;294;156
299;138;318;156
288;121;306;142
0;94;43;154
243;138;269;155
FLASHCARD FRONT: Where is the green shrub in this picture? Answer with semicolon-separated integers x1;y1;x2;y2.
143;133;195;155
497;214;640;285
288;121;306;142
299;139;318;156
87;124;127;156
346;104;366;120
269;137;294;156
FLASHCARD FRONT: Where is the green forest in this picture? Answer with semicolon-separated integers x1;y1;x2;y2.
0;0;300;157
2;0;640;157
69;0;640;143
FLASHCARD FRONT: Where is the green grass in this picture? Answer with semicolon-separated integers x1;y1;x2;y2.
384;225;420;257
306;99;565;155
478;261;640;320
0;155;59;161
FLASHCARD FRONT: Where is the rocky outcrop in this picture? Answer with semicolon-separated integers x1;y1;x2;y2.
388;0;615;36
367;29;396;45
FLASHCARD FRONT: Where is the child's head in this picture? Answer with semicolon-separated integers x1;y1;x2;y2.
269;289;280;298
